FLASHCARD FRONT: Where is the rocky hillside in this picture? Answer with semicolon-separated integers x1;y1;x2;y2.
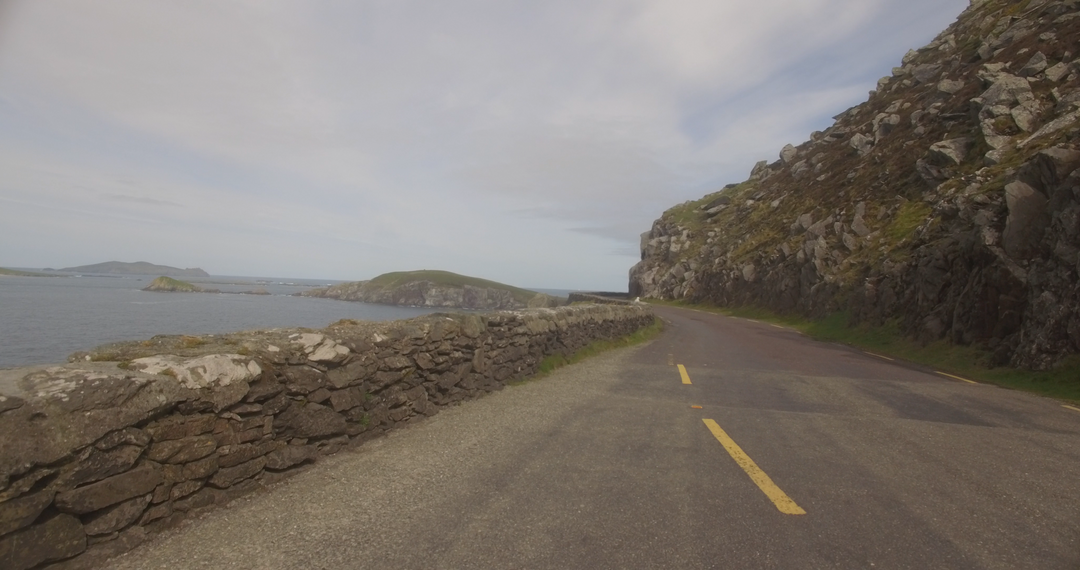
301;270;563;310
631;0;1080;370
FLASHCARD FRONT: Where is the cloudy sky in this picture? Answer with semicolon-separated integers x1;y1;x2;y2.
0;0;967;290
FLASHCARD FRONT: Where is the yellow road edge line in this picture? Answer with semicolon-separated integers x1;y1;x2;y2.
1063;405;1080;413
937;371;978;384
702;419;806;515
678;364;692;385
864;351;894;361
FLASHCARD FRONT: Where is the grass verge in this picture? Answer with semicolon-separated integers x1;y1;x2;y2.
512;317;664;385
649;300;1080;403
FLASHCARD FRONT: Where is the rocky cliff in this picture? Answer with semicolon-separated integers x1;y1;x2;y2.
631;0;1080;370
302;270;563;310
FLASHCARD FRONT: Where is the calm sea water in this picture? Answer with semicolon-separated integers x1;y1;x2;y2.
0;273;453;369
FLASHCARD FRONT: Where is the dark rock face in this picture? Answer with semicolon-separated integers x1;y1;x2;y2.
0;491;54;537
0;514;85;570
281;403;347;439
54;467;163;515
83;495;152;536
630;0;1080;370
1003;181;1050;259
0;303;653;569
264;445;317;471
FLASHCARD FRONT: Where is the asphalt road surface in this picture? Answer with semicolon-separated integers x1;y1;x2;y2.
106;305;1080;569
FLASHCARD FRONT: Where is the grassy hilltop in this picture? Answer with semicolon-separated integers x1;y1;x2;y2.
365;270;541;305
303;269;562;310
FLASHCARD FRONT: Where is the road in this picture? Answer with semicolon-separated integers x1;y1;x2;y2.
106;305;1080;569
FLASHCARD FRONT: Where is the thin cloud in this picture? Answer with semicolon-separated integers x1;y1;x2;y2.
104;194;182;207
0;0;968;289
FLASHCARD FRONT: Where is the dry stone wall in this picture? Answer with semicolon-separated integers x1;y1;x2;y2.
567;292;634;305
0;304;654;570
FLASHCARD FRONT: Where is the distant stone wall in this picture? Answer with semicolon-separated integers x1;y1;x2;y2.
0;304;654;570
567;292;634;305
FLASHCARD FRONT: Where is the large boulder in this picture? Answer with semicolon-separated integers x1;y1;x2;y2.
0;514;85;570
928;138;975;166
780;144;798;164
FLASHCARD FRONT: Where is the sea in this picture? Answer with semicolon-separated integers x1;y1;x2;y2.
0;271;575;370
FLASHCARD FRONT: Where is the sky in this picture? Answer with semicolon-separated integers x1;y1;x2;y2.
0;0;968;290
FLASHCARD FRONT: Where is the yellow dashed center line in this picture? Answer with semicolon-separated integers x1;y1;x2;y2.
937;371;977;384
702;419;806;515
678;364;692;385
864;351;894;361
1063;405;1080;413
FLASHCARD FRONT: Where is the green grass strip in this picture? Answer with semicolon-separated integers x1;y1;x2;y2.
648;299;1080;403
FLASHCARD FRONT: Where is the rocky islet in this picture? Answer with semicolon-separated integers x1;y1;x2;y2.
141;276;209;293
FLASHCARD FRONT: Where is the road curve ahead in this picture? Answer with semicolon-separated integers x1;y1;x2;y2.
106;305;1080;569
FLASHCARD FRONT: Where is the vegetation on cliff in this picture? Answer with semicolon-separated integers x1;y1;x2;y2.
302;269;563;310
632;0;1080;373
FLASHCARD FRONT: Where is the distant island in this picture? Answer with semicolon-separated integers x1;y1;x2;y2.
301;270;563;310
0;267;59;277
142;276;216;293
142;276;273;296
59;261;209;277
